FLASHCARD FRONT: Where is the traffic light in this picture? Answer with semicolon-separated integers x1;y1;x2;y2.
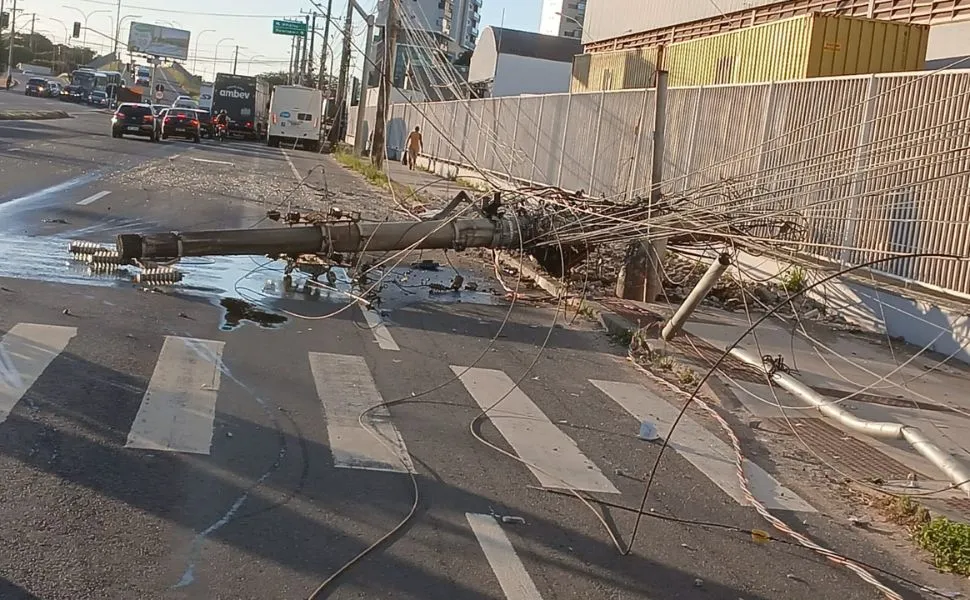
1;11;9;30
72;21;81;38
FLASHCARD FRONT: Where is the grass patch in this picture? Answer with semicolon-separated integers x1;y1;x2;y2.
875;494;970;576
780;265;807;293
334;150;388;187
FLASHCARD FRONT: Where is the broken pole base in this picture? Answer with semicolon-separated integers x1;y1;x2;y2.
616;238;667;302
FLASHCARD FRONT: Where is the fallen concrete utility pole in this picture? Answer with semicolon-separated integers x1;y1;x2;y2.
662;252;731;341
116;217;526;261
731;346;970;497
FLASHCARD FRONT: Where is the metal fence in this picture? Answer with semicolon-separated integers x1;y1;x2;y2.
348;70;970;297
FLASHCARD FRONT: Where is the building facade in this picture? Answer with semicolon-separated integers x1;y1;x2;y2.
468;27;581;97
582;0;970;66
539;0;587;39
377;0;481;57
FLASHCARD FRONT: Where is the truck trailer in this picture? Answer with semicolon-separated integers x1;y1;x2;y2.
211;73;269;140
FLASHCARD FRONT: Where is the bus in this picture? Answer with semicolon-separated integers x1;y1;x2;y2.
101;70;123;100
71;69;106;93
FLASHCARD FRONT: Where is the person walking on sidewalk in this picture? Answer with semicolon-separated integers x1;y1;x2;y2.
405;126;423;171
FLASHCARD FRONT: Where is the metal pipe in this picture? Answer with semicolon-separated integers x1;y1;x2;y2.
731;346;970;496
115;217;524;261
661;252;731;341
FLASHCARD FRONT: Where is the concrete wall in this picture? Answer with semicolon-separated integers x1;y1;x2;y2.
491;53;573;97
584;0;778;44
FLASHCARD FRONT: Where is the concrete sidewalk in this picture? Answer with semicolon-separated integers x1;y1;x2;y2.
628;299;970;520
384;157;474;207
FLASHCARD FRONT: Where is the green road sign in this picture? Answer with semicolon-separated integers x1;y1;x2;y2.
273;20;307;36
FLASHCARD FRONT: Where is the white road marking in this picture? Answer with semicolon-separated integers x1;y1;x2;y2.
280;149;302;180
190;157;234;166
0;324;77;424
452;367;619;494
359;305;400;351
76;190;112;206
310;352;415;473
126;336;224;455
466;513;544;600
590;380;816;512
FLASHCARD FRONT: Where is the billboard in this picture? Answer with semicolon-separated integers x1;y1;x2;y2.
127;22;191;61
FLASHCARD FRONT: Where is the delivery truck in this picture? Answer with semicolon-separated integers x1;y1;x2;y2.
211;73;269;140
267;85;324;151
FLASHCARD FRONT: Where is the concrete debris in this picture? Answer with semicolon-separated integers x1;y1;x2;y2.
638;421;660;441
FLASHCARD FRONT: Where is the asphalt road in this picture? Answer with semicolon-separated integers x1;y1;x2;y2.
0;112;935;600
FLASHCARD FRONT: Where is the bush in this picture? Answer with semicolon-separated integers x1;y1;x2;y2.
916;516;970;576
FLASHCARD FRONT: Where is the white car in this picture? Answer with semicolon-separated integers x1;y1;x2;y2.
172;96;199;109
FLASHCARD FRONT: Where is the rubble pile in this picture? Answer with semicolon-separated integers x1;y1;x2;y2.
562;245;839;321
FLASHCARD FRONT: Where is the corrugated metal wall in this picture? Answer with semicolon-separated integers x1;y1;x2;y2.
350;70;970;296
570;47;659;93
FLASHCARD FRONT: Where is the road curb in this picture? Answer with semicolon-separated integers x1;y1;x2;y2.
0;110;72;121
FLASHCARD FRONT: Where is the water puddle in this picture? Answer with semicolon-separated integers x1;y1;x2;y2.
219;297;288;331
0;230;503;330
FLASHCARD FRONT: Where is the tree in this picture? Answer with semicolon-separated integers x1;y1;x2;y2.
257;71;290;87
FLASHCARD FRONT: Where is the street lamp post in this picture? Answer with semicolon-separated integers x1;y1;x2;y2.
245;54;265;76
114;14;140;59
212;37;233;80
63;7;110;50
192;29;214;75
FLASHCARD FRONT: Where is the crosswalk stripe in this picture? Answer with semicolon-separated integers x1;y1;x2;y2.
590;380;816;512
0;323;77;424
309;352;415;473
359;305;400;351
452;366;619;494
466;513;544;600
125;336;225;455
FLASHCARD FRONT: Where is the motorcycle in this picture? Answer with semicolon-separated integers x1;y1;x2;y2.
215;122;228;142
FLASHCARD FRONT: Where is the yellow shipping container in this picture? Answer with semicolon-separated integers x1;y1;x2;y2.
664;13;928;87
571;47;659;93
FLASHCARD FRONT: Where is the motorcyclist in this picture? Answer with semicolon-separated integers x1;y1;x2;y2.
213;110;229;139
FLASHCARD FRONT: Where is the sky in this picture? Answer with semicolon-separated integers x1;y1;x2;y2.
12;0;541;79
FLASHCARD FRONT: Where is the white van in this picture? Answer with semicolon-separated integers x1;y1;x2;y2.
267;85;323;152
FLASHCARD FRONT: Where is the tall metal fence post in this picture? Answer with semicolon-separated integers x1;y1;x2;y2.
840;74;878;266
587;90;607;193
624;88;652;202
509;96;522;178
754;81;777;191
531;96;545;185
682;86;704;194
476;101;487;169
556;92;574;188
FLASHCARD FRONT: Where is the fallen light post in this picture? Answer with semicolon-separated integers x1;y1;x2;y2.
731;346;970;497
661;252;732;341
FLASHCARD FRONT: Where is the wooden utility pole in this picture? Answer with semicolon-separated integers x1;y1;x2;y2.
370;0;397;167
617;70;669;302
327;2;353;146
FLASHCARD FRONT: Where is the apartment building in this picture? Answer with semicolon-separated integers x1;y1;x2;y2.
539;0;587;39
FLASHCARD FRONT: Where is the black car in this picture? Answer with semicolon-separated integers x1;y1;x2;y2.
24;77;50;97
88;90;110;107
60;85;87;102
111;103;158;141
161;108;201;143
